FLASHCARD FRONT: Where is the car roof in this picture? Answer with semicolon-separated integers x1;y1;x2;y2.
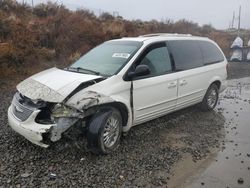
111;33;210;43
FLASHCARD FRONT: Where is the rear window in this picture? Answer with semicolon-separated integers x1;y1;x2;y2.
167;40;203;71
198;41;224;64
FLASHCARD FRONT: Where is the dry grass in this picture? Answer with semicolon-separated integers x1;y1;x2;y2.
0;0;244;87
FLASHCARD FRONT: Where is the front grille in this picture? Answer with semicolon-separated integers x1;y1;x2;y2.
12;94;34;122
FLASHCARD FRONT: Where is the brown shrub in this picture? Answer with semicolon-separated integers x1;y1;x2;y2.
0;0;241;85
68;51;81;64
209;31;234;58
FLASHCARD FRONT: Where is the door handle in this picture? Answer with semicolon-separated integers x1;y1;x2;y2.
168;82;177;89
179;80;187;86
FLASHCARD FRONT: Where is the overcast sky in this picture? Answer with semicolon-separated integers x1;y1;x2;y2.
19;0;250;29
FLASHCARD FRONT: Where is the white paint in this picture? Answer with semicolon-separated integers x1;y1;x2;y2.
17;67;102;102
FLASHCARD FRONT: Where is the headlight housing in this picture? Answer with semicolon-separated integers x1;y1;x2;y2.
52;104;82;118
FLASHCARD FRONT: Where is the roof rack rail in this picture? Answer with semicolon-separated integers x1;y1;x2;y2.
139;33;193;37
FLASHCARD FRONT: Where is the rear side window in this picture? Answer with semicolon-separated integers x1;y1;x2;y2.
167;40;203;71
198;41;224;64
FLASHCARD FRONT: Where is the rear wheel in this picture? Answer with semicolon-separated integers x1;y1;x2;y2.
87;107;122;154
200;84;219;111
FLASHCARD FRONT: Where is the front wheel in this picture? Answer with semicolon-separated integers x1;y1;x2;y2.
200;84;219;111
87;107;122;154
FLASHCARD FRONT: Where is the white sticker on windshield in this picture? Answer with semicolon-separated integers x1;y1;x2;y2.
112;53;131;59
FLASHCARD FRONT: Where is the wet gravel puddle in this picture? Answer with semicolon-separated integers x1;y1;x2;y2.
177;77;250;188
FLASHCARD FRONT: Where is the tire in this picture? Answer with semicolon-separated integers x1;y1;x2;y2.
200;84;219;111
87;107;122;154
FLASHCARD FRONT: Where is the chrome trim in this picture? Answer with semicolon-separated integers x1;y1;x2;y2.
176;96;203;109
136;105;176;120
137;98;177;111
177;89;206;99
11;95;34;122
135;106;176;125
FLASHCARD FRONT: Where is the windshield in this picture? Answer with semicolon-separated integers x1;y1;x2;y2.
69;41;142;76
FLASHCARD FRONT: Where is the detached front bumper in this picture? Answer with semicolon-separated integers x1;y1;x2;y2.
8;106;56;148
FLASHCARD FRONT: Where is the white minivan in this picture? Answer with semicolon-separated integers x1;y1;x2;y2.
8;33;227;154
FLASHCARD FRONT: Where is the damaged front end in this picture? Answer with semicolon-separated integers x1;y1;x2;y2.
49;104;83;142
46;91;115;143
8;92;81;147
7;68;113;147
8;77;115;148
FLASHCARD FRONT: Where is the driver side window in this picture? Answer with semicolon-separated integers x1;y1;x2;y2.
138;43;172;76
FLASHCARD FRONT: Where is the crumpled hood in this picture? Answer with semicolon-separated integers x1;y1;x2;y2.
17;67;102;103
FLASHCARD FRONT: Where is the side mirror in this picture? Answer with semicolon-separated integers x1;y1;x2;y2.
127;65;150;80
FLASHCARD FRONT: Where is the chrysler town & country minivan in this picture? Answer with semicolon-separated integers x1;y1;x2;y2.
8;33;227;154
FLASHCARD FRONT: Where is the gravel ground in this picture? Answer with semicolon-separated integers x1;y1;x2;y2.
0;61;248;187
227;61;250;79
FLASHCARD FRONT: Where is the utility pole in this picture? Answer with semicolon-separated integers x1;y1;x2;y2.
113;11;119;17
31;0;34;9
238;6;241;37
231;11;235;29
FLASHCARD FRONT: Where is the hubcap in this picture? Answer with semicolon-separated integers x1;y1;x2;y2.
103;115;120;148
207;89;217;108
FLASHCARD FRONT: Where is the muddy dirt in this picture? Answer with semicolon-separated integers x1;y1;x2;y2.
0;62;249;187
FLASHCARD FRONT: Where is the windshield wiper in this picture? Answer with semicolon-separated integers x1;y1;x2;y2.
65;67;100;75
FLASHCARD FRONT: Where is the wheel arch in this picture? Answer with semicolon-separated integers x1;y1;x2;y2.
211;80;221;89
209;76;222;90
104;102;129;127
84;102;129;128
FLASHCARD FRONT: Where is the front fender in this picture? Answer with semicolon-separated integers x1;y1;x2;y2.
66;91;115;111
65;91;133;132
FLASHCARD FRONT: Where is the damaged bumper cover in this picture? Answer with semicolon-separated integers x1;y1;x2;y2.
8;107;55;147
8;106;78;147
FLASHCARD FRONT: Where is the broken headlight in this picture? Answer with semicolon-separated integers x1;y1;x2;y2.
52;104;82;118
